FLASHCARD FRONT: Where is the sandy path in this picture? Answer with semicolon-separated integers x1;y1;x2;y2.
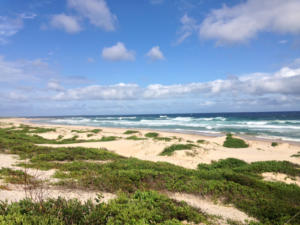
168;192;256;224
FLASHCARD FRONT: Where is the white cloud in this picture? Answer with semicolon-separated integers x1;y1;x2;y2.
176;14;198;44
50;66;300;101
2;54;300;114
47;81;64;91
102;42;135;61
0;56;53;82
0;14;35;44
67;0;117;31
50;14;81;33
146;46;165;61
199;0;300;44
53;83;140;100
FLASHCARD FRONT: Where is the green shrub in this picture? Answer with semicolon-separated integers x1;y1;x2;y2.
0;191;208;225
145;132;159;138
291;152;300;158
126;135;146;141
1;126;300;224
99;136;118;142
197;140;206;144
154;137;172;142
91;129;102;134
271;142;278;147
124;130;139;135
223;134;249;148
160;144;197;156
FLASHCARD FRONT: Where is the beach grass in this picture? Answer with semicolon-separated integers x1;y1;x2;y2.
1;126;300;224
124;130;139;134
223;133;249;148
126;135;146;141
160;144;197;156
145;132;159;138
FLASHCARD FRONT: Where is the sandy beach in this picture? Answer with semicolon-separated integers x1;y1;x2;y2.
1;117;300;170
1;117;300;224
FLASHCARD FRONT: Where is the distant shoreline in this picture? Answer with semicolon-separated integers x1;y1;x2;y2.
23;117;300;146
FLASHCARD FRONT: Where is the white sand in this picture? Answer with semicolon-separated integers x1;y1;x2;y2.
1;118;300;169
168;192;256;224
1;118;300;223
262;172;300;186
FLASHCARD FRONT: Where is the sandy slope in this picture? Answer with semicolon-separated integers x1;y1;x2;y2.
168;192;256;224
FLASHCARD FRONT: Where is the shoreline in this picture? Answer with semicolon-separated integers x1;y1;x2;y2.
25;117;300;146
1;117;300;169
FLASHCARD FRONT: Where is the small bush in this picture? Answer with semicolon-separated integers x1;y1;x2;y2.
145;132;159;138
197;140;206;144
271;142;278;147
126;135;146;141
124;130;139;135
0;191;207;225
100;136;118;142
291;152;300;158
91;129;102;134
154;137;172;142
223;133;249;148
160;144;197;156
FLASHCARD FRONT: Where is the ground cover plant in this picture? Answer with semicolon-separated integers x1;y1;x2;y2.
271;142;278;147
126;135;146;141
291;152;300;158
0;191;210;225
154;137;172;142
223;133;249;148
160;144;197;156
0;126;300;224
124;130;139;134
145;132;159;138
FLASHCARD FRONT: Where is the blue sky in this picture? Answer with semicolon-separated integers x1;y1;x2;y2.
0;0;300;116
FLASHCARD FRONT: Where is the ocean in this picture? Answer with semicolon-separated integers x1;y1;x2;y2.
32;111;300;142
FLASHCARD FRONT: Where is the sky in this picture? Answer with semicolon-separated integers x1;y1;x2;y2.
0;0;300;116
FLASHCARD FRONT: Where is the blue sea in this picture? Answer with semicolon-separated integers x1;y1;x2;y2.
33;111;300;142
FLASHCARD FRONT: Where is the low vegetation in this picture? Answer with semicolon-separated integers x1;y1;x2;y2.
0;191;209;225
197;140;206;144
271;142;278;147
0;168;34;185
124;130;139;135
160;144;197;156
145;132;159;138
0;125;300;224
223;133;249;148
291;152;300;158
91;129;102;134
126;135;146;141
99;136;118;142
154;137;172;142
